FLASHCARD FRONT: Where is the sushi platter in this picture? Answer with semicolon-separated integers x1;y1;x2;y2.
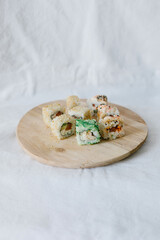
16;96;148;168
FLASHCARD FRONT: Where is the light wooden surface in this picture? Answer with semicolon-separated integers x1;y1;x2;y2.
16;100;148;168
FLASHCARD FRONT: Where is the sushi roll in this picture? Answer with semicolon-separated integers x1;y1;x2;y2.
68;105;91;120
76;119;101;145
66;95;80;110
87;95;108;117
98;115;125;140
50;114;76;140
42;103;65;127
97;105;120;120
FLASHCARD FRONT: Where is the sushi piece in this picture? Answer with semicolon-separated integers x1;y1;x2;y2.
66;95;80;110
42;103;65;127
87;95;108;116
76;119;101;145
98;115;125;140
68;105;91;120
50;114;76;140
97;105;120;120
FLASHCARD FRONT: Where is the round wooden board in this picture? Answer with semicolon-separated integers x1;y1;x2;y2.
16;100;148;168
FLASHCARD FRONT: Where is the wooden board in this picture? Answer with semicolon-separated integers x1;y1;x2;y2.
16;100;148;168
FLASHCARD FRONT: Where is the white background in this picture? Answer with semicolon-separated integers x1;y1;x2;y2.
0;0;160;239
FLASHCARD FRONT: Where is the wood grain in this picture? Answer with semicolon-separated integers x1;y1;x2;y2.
16;100;148;168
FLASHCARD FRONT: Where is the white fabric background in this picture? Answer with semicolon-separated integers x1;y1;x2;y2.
0;0;160;239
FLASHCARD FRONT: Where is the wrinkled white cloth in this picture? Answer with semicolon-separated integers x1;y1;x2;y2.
0;0;160;239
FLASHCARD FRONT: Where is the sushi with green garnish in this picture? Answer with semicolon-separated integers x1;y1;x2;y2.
76;119;101;145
